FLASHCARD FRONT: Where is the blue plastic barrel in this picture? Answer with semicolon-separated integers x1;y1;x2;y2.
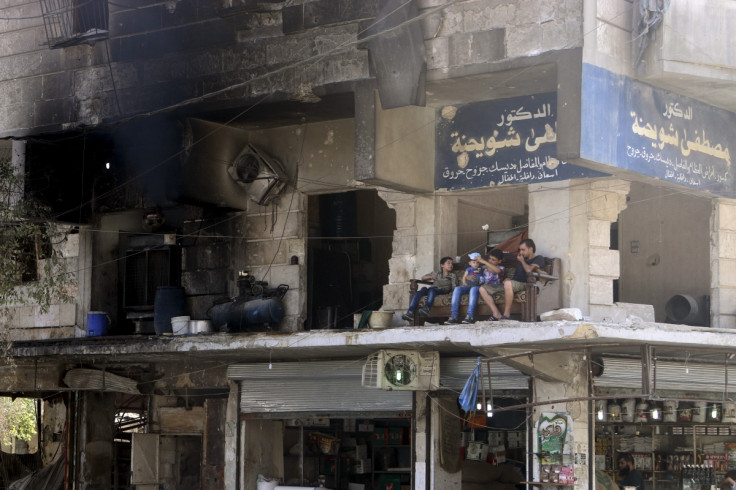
87;312;109;337
154;286;188;335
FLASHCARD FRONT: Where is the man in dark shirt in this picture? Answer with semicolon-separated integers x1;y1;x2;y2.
617;453;645;490
499;238;546;319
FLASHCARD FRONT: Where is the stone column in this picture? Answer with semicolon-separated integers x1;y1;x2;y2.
224;380;239;490
77;392;116;490
531;353;590;488
711;199;736;329
379;192;454;312
529;180;629;319
414;393;462;490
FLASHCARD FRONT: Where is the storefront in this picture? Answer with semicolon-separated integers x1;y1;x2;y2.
227;354;530;490
593;349;736;490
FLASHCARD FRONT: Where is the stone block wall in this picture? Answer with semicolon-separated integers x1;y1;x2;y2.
233;193;306;333
712;200;736;329
0;0;587;139
421;0;583;75
4;226;82;341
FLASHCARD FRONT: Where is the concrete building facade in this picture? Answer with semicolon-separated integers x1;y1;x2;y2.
1;0;736;489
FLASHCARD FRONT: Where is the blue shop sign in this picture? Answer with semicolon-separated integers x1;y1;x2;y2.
582;63;736;194
435;93;607;190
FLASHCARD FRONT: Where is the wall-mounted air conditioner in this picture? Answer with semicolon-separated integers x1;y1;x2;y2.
177;119;288;209
227;144;287;206
362;350;440;391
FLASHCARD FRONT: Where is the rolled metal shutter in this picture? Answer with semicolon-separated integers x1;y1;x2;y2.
228;359;411;413
228;357;528;413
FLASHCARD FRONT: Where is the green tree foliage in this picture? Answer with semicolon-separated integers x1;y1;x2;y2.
0;397;37;445
0;153;72;313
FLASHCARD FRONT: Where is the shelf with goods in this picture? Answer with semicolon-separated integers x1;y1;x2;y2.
595;422;736;490
283;421;345;488
371;423;412;490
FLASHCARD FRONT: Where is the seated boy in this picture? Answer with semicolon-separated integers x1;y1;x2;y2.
402;256;459;321
446;252;486;324
476;249;506;321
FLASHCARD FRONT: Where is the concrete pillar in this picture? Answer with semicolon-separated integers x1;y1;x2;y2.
225;381;239;490
414;393;462;490
42;397;67;465
711;199;736;328
240;419;283;490
379;191;456;312
531;353;590;488
77;392;116;490
529;180;629;319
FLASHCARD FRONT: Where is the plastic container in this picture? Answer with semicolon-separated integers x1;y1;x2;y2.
635;402;649;422
663;400;678;422
87;311;109;337
369;311;394;329
692;400;707;423
154;286;187;335
621;398;636;422
171;316;190;335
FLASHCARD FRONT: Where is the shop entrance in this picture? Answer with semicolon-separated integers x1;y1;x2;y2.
282;416;411;490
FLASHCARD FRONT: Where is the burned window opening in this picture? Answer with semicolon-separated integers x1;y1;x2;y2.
26;134;116;224
16;228;54;283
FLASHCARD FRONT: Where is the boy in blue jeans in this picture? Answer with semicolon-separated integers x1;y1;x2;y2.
402;256;459;321
445;249;503;324
446;252;486;324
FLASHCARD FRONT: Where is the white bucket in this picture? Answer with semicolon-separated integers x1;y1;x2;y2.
635;402;649;422
692;400;707;423
171;315;190;335
723;402;736;423
621;398;636;423
663;400;678;422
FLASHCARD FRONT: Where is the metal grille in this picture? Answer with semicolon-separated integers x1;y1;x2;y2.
362;352;380;388
39;0;109;48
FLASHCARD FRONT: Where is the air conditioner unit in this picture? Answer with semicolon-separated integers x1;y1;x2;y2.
362;350;440;391
227;144;288;206
176;119;288;209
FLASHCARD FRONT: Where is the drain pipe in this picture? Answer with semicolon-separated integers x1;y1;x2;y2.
72;391;79;490
425;393;431;490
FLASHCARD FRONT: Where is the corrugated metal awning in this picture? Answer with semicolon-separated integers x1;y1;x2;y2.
594;356;736;396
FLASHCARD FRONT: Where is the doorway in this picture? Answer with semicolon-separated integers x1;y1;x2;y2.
306;190;395;329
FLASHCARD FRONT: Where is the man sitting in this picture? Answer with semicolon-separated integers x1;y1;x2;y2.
479;238;545;320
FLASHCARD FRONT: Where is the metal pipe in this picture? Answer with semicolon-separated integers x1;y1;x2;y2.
72;391;79;490
425;393;431;490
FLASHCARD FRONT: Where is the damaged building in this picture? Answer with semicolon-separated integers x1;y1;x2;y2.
1;0;736;489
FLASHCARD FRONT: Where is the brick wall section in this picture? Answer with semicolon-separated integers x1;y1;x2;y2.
0;0;582;137
234;193;306;333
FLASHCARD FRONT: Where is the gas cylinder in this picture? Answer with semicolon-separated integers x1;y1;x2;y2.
210;296;285;332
